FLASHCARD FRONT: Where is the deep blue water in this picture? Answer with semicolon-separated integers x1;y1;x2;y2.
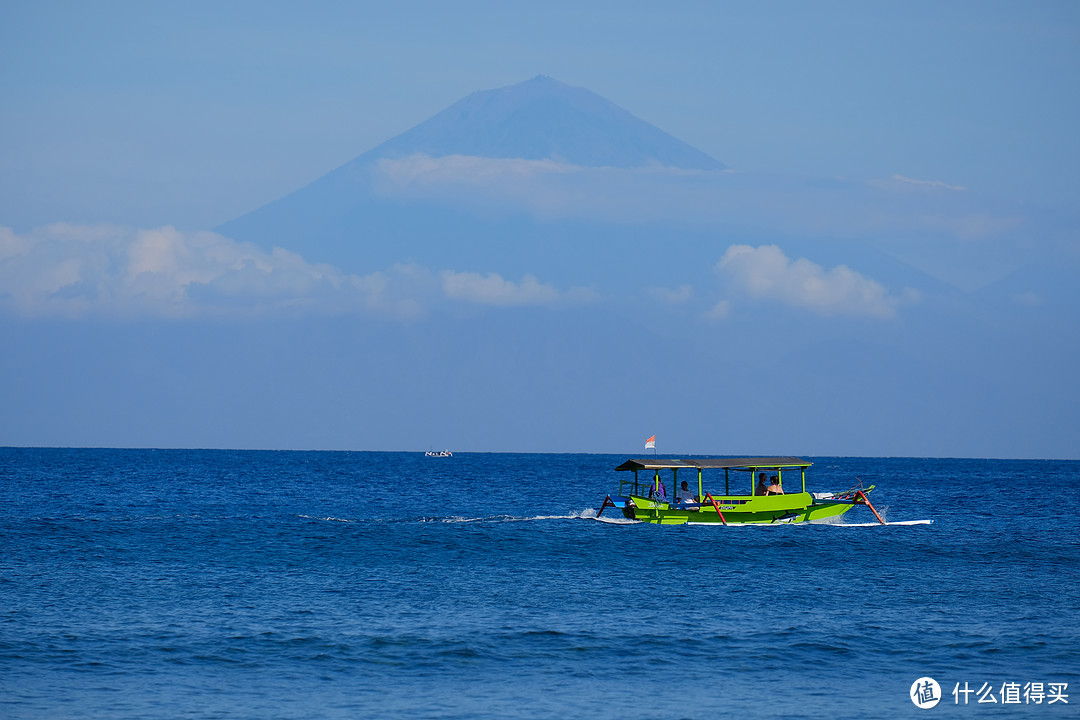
1;449;1078;718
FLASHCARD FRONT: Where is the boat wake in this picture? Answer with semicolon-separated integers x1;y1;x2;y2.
296;514;356;523
296;512;600;525
435;512;593;524
591;515;642;525
827;519;933;527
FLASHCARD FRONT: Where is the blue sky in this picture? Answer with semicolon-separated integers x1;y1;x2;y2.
1;1;1077;456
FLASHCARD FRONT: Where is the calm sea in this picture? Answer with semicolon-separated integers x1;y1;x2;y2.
1;449;1077;718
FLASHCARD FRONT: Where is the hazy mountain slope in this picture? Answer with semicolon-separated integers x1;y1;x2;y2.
216;76;725;274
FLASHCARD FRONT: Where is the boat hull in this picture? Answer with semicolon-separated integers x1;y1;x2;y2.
619;491;870;525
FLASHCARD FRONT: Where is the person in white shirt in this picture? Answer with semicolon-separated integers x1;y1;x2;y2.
677;480;698;504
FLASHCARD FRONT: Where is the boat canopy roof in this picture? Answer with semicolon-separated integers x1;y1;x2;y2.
615;457;812;471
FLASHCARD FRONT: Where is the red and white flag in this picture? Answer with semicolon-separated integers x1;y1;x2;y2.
645;434;656;450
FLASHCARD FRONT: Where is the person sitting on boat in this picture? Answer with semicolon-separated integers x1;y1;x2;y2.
765;475;784;495
676;480;697;505
756;473;769;496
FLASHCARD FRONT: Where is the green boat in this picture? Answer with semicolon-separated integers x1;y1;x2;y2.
597;457;884;525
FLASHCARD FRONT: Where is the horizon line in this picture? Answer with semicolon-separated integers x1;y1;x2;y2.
1;445;1075;462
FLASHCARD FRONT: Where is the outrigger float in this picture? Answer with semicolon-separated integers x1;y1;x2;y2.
598;457;884;525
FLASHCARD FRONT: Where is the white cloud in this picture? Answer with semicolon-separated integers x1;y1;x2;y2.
715;244;914;318
704;299;731;320
0;224;417;319
648;284;693;305
889;174;966;191
376;153;710;187
440;269;595;307
373;153;720;222
0;223;591;319
0;225;31;261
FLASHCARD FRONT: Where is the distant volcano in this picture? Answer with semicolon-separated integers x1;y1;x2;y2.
217;76;724;275
215;77;964;301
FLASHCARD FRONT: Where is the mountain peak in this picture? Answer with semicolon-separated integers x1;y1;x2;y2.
366;75;723;170
523;73;560;84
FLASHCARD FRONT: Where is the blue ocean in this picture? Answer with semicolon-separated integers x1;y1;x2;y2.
2;449;1077;718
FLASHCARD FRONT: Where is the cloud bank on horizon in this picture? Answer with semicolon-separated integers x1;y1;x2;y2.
0;224;601;318
2;222;928;321
1;224;921;322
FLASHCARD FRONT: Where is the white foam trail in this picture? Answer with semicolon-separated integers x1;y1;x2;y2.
586;506;645;524
439;515;485;524
593;516;642;524
299;512;603;525
438;512;591;524
833;519;933;526
297;514;355;523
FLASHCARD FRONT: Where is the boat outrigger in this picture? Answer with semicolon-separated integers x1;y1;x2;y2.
598;457;884;525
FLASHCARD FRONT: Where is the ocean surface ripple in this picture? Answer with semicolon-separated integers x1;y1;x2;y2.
1;449;1077;718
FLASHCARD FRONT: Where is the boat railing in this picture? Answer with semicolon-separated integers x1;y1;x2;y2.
834;479;868;501
631;494;784;506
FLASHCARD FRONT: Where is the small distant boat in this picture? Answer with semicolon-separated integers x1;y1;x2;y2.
425;450;453;457
598;457;884;525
